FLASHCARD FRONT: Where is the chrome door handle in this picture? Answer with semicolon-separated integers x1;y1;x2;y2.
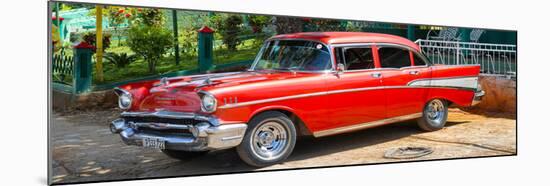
371;73;381;78
409;71;419;75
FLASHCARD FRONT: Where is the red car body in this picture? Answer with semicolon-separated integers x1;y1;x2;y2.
117;32;480;135
111;32;484;166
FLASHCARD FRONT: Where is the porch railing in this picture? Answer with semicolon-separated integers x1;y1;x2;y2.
415;39;517;78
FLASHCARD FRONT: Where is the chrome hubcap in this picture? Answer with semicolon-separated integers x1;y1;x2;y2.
426;99;445;125
251;121;288;161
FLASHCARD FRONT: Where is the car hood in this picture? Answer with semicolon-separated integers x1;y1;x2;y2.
128;70;320;112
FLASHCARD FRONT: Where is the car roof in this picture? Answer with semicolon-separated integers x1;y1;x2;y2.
269;32;420;51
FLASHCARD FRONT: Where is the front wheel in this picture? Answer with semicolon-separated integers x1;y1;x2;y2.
417;99;448;131
236;111;297;167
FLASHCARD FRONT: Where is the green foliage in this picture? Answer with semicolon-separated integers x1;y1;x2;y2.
106;6;137;46
87;6;109;17
345;21;363;32
81;32;112;52
248;15;270;33
178;29;199;59
219;15;244;51
103;52;138;68
214;39;259;65
274;16;303;34
106;45;133;54
58;3;94;11
127;25;173;73
96;37;259;84
107;6;133;26
134;8;165;27
317;19;345;31
60;4;73;11
304;19;345;31
209;14;224;30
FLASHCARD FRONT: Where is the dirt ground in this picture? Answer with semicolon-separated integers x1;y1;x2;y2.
50;108;516;184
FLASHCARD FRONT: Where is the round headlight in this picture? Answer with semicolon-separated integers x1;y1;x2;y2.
200;93;217;113
118;93;132;109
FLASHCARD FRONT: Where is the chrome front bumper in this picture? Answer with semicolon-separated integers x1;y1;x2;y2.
110;111;247;151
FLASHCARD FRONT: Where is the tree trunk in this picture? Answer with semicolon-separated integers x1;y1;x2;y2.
147;59;156;73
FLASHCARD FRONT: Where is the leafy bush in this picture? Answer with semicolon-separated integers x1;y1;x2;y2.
248;15;271;33
303;19;344;31
82;32;112;52
103;52;137;68
134;8;165;27
178;29;198;59
106;6;137;46
127;25;173;73
217;15;244;51
275;16;303;34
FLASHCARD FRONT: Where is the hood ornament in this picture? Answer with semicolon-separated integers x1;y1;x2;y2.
160;77;169;86
204;77;212;85
151;77;170;92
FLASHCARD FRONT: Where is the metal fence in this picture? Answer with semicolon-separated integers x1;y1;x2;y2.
52;53;74;83
415;39;517;78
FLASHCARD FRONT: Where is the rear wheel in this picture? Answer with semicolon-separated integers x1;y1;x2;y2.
161;149;207;161
236;111;297;167
417;99;448;131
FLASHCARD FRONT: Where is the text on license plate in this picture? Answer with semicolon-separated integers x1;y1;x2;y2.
142;137;166;149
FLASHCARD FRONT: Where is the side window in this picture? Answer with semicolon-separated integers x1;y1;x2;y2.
343;47;375;70
412;52;427;66
378;47;411;68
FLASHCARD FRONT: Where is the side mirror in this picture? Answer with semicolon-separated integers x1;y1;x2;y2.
336;63;345;75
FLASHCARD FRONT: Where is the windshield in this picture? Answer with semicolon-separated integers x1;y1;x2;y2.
252;40;332;71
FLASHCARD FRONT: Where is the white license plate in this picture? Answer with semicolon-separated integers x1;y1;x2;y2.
142;137;166;149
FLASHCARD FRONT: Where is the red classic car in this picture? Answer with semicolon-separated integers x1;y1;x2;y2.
110;32;484;167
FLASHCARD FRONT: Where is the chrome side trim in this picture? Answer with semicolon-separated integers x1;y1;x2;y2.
219;91;327;109
218;85;474;109
313;113;423;137
408;76;479;91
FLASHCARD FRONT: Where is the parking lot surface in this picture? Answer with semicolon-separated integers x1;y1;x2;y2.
51;108;516;184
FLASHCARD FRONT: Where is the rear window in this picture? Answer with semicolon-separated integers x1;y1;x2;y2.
412;52;427;66
378;47;411;68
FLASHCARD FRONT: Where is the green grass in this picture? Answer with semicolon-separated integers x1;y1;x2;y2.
214;39;260;65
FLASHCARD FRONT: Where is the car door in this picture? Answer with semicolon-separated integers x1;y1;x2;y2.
320;45;386;133
376;44;431;118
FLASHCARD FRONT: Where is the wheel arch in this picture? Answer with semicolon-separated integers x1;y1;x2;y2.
425;96;453;106
248;106;313;137
425;89;475;107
